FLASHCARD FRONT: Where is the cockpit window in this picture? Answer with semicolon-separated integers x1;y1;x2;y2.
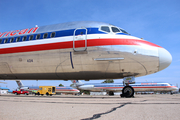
112;27;120;33
101;26;110;33
120;28;129;34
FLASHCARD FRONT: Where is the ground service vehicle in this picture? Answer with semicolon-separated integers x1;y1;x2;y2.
36;86;56;96
13;89;29;95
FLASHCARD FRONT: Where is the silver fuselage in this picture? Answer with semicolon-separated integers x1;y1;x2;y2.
0;21;172;80
75;83;178;92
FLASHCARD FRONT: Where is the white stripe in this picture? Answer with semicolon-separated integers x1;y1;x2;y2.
0;34;143;49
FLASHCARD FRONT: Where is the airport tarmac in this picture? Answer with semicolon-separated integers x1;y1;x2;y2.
0;94;180;120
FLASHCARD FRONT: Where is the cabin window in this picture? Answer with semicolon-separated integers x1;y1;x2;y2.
16;37;21;42
22;36;27;41
29;35;34;40
10;38;14;43
0;39;2;43
112;27;120;33
4;38;8;43
51;32;56;38
36;34;41;39
101;26;110;33
43;33;48;39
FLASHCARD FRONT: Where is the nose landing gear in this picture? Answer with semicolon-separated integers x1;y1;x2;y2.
120;86;134;98
120;76;135;98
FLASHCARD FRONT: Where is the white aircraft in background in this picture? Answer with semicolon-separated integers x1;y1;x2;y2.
0;21;172;97
16;80;79;95
71;80;178;96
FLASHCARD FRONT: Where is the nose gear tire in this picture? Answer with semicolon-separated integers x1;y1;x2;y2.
121;86;134;98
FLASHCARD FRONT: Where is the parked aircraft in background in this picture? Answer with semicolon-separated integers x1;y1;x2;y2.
71;80;178;96
16;80;79;94
0;21;172;97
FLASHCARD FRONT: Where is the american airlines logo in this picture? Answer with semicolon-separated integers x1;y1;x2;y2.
0;27;39;38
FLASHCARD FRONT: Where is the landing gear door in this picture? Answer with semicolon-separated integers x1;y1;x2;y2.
73;28;87;51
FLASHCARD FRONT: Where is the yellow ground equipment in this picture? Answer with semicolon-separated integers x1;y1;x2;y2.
36;86;56;96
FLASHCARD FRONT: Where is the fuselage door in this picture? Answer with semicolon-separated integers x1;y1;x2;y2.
73;28;87;51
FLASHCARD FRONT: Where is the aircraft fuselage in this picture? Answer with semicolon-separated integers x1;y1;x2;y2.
0;21;172;80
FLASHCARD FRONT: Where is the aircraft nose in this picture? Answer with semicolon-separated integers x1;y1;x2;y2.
174;87;178;91
158;48;172;71
171;86;178;91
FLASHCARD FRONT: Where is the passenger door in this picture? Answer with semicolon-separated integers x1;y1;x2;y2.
73;28;87;51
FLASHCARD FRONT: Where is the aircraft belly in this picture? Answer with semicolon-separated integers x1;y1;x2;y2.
0;62;16;79
156;88;166;91
56;50;86;80
0;44;159;80
59;46;110;80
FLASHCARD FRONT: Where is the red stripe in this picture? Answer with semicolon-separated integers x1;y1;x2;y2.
0;38;161;54
88;39;161;47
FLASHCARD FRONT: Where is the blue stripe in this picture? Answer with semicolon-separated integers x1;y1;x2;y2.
0;28;127;44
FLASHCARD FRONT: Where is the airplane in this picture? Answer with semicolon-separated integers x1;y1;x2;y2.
0;21;172;97
71;80;178;96
16;80;80;95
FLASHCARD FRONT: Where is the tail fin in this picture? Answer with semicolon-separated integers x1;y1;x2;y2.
15;80;30;90
16;80;24;88
71;80;84;88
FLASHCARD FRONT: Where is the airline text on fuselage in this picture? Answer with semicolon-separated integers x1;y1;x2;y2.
0;27;39;38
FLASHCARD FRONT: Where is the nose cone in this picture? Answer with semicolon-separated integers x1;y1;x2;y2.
173;86;179;91
76;89;80;92
158;48;172;71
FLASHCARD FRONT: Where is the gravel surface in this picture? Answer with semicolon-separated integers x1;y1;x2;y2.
0;94;180;120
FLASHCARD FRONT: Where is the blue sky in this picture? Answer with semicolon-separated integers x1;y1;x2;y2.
0;0;180;90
